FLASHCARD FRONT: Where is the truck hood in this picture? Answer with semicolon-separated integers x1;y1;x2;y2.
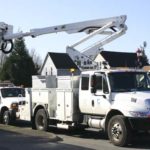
1;97;25;107
111;91;150;113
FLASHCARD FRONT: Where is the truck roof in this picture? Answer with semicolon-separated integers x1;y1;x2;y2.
81;68;146;75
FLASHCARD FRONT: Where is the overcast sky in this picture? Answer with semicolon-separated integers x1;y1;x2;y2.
0;0;150;61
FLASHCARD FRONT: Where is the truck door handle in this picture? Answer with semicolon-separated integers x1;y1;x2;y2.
92;100;94;107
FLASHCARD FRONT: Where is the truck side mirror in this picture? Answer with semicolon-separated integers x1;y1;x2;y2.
91;75;97;93
91;87;97;93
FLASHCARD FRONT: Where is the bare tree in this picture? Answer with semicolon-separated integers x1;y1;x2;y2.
136;41;149;68
0;51;8;68
30;49;42;73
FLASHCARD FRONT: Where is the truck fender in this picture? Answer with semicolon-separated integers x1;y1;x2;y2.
0;106;9;115
33;104;49;119
104;109;123;132
0;104;6;112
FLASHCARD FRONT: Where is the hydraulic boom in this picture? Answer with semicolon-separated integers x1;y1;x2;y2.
0;15;127;55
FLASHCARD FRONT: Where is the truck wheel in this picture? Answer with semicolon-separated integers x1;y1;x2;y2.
107;115;130;146
3;111;11;125
35;109;48;131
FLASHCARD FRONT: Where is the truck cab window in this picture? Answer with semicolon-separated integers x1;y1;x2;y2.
95;75;109;93
103;78;109;93
109;72;150;92
81;76;89;90
95;76;102;90
1;88;25;98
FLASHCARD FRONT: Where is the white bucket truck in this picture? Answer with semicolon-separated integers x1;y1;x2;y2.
18;68;150;146
1;15;150;146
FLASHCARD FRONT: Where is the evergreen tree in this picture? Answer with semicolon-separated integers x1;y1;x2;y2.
0;38;37;87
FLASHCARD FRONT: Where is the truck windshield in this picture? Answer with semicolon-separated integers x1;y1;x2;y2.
108;72;150;92
1;88;25;98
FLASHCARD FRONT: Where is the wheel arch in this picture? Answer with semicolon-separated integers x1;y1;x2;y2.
0;106;9;115
105;109;123;132
33;104;49;119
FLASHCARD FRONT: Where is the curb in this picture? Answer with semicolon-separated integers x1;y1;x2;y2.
0;124;59;142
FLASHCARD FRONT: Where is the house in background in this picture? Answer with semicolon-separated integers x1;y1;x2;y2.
40;52;80;76
40;51;138;77
95;50;137;68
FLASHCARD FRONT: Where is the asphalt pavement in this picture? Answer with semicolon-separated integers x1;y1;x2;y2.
0;123;58;142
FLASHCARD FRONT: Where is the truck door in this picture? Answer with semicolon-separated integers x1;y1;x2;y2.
79;74;93;114
91;74;110;115
19;88;31;121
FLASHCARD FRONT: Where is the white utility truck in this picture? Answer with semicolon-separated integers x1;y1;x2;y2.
18;68;150;147
1;15;150;147
0;84;25;124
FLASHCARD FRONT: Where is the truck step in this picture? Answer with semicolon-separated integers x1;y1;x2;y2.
57;123;69;129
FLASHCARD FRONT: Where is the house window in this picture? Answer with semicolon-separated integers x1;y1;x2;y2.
87;59;92;65
89;61;92;64
45;68;47;76
76;60;81;66
51;67;53;75
84;61;86;65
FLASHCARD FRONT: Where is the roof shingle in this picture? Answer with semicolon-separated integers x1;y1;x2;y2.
100;51;137;67
48;52;79;69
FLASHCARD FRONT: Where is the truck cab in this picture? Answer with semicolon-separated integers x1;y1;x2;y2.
0;86;25;124
79;68;150;146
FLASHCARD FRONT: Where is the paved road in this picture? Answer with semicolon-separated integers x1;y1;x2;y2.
0;122;150;150
50;128;150;150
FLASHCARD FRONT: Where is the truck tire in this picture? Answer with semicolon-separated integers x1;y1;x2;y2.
3;111;11;125
31;117;36;130
35;109;48;131
107;115;131;146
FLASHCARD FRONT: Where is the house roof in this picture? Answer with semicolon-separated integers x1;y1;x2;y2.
48;52;79;69
100;51;137;67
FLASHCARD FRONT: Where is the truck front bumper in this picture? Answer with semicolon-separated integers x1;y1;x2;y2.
128;117;150;130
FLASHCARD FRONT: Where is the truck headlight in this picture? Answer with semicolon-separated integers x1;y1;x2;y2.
10;103;18;110
129;111;149;117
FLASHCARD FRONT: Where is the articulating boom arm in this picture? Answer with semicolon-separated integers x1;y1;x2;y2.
0;15;127;54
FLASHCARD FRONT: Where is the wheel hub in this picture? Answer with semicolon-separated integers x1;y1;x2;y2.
111;123;122;140
38;115;44;127
4;115;8;123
